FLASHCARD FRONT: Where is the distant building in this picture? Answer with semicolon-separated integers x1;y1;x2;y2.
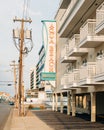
26;45;46;103
36;45;45;89
30;67;36;89
0;91;12;101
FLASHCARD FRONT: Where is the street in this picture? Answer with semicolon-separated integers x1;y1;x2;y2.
0;102;12;130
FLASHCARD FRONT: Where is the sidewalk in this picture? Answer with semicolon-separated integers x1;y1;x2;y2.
9;108;54;130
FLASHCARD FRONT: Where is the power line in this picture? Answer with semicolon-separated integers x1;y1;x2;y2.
0;84;14;86
23;0;31;19
0;81;13;82
23;0;26;19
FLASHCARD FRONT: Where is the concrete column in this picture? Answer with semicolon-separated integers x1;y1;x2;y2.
91;92;96;122
67;91;71;115
52;94;55;111
55;93;58;111
60;93;63;113
72;93;76;116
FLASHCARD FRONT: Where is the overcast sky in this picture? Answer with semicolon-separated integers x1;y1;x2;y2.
0;0;60;96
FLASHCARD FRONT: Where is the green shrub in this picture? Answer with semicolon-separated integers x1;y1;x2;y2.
28;104;34;109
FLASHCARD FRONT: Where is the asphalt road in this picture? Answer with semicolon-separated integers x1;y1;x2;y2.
0;102;13;130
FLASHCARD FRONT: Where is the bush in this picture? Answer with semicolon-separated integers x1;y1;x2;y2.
28;104;34;109
40;105;45;109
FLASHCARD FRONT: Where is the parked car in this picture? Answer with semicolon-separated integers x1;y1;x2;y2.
9;101;14;105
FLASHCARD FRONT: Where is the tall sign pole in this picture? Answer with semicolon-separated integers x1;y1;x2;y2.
13;18;32;116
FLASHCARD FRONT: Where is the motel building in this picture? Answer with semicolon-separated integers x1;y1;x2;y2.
52;0;104;122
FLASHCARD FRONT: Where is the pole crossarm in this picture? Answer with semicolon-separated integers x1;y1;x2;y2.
13;18;32;23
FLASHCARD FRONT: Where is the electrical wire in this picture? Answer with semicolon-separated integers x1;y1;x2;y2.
23;0;26;19
0;81;13;82
26;0;29;19
23;0;31;19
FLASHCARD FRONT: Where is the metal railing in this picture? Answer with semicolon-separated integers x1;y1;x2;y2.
61;74;70;86
79;62;96;80
80;19;96;44
61;69;79;87
96;56;104;75
96;2;104;27
61;44;69;58
69;34;80;53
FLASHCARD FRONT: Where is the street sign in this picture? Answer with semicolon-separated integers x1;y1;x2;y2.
40;72;56;81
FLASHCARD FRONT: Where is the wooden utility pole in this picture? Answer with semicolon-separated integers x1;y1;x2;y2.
13;18;32;116
10;60;18;108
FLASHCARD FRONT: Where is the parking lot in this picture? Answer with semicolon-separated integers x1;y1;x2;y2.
33;110;104;130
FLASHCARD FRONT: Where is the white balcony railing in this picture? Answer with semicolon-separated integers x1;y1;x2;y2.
96;10;104;27
79;62;96;81
73;69;80;85
61;44;69;58
80;19;96;44
61;73;70;89
68;72;74;85
96;57;104;75
96;2;104;28
61;74;69;86
69;34;80;53
61;69;79;88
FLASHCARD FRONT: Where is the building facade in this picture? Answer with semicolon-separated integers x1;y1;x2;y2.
36;45;45;89
54;0;104;122
30;67;36;89
27;45;45;102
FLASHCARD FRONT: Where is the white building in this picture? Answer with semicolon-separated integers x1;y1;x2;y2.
53;0;104;122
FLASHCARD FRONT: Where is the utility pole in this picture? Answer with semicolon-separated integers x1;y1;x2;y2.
13;18;32;116
10;60;18;108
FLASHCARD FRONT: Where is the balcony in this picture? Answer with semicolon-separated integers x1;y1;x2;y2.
59;0;71;9
60;44;77;63
61;69;80;90
58;0;103;37
61;74;70;90
59;0;77;36
72;69;80;87
68;34;88;57
79;62;96;86
95;57;104;82
79;19;104;48
95;2;104;34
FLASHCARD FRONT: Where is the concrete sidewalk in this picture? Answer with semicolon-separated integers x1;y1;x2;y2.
9;108;54;130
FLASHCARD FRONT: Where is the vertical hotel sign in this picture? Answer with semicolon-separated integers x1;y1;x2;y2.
42;20;56;76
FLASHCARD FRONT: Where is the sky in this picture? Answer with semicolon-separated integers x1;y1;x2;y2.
0;0;60;96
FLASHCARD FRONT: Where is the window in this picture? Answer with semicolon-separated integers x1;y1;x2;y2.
96;50;103;59
82;59;87;66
